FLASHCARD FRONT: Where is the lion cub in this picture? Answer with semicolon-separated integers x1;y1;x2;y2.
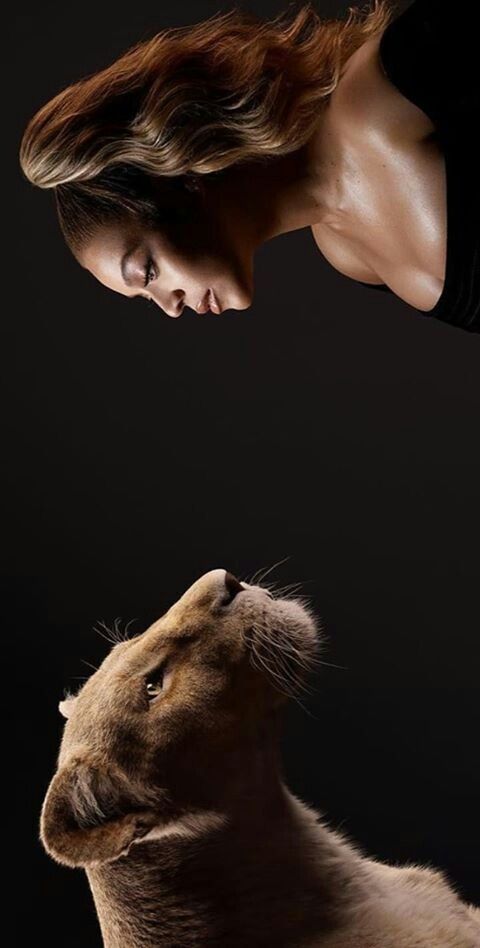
42;569;479;947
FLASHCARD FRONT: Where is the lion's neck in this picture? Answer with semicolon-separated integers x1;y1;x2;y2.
87;763;367;948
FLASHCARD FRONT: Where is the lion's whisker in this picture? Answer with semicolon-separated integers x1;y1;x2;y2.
252;623;316;700
249;556;292;587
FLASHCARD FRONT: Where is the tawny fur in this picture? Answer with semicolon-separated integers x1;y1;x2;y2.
41;569;480;947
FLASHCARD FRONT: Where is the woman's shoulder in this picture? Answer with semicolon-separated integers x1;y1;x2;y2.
310;27;448;312
372;0;479;132
331;30;436;149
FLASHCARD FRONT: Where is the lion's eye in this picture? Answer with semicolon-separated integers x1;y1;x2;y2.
146;666;165;701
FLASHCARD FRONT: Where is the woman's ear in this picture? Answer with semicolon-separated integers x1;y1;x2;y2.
40;754;161;868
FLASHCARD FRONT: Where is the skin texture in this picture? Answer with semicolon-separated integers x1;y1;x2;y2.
41;569;479;948
309;33;446;312
79;30;447;318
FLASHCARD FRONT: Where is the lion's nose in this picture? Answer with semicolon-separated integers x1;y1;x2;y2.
223;571;245;604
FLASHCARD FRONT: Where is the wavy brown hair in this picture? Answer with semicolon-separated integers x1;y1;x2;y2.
19;1;394;253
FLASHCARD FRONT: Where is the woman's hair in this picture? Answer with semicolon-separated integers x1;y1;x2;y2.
19;1;393;253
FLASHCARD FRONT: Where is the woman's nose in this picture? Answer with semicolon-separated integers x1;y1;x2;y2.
153;291;184;318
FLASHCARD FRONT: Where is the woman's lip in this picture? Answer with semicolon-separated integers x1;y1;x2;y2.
209;289;222;314
195;289;223;315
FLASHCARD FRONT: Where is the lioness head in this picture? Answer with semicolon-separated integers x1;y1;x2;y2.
41;569;319;868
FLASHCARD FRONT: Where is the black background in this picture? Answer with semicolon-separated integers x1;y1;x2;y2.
6;1;479;944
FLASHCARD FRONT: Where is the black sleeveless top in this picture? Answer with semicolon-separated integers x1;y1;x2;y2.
353;0;480;333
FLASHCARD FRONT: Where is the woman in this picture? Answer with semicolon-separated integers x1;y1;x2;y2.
19;0;479;331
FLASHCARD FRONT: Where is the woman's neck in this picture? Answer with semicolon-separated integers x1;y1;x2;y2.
87;743;367;948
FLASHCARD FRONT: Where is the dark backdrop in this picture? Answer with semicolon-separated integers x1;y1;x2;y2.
6;1;479;944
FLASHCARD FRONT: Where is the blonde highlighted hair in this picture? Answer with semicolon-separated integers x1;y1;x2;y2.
19;1;393;251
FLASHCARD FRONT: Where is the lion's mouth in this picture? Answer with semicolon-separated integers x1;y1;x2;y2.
242;592;321;702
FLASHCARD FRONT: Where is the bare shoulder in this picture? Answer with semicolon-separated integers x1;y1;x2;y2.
310;31;447;311
332;31;436;146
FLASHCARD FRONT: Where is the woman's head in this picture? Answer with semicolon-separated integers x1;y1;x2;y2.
55;165;256;316
20;1;392;316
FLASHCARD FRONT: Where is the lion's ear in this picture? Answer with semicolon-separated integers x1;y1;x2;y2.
40;755;159;868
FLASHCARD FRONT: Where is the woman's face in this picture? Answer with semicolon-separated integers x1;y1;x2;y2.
78;183;256;318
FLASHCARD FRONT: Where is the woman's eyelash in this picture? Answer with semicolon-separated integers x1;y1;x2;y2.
143;259;157;287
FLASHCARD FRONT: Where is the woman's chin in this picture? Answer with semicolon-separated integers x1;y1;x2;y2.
230;284;254;312
214;291;253;315
211;271;253;314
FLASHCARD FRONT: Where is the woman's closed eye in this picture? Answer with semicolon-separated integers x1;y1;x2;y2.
144;258;157;287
